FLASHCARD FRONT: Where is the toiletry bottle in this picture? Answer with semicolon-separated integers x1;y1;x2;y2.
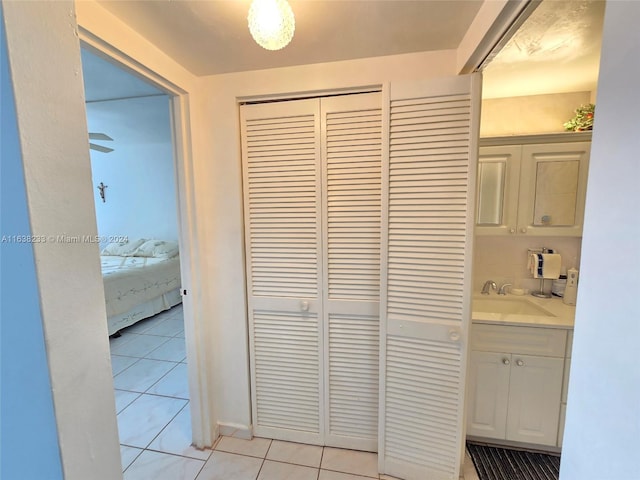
552;267;568;297
563;268;578;305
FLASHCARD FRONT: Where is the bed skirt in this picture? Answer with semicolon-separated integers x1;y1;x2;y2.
107;287;182;336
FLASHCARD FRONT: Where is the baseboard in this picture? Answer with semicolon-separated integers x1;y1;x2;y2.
218;422;253;440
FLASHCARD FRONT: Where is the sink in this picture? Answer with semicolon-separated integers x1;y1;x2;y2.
473;297;554;317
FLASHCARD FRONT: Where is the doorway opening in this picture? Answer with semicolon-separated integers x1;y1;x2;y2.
80;45;199;472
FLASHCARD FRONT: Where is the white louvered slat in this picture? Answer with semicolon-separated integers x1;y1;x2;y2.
245;107;318;297
379;75;480;480
384;336;461;477
242;99;323;444
328;313;379;441
387;92;471;323
325;100;382;301
254;311;320;432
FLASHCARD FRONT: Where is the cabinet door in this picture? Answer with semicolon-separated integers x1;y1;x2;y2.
517;142;590;236
506;354;564;446
466;351;510;439
475;146;521;235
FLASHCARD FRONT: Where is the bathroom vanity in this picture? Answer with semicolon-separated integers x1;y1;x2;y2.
466;295;575;450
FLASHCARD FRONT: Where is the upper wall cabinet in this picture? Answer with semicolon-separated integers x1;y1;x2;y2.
476;133;591;236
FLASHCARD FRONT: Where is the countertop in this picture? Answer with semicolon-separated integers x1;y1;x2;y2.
472;293;575;329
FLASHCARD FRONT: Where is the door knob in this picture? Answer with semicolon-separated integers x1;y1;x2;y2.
300;300;309;312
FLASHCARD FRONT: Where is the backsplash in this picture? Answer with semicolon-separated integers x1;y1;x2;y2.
473;235;582;294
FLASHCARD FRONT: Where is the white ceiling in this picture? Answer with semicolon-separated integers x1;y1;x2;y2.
95;0;482;76
84;0;605;101
483;0;605;99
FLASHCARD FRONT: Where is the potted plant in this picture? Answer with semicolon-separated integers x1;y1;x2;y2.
564;104;595;131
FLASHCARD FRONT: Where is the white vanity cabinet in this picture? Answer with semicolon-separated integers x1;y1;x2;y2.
476;133;591;237
466;324;567;447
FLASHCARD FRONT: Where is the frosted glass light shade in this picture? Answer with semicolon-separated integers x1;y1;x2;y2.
248;0;295;51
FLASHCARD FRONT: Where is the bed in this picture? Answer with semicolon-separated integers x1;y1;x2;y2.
101;239;182;335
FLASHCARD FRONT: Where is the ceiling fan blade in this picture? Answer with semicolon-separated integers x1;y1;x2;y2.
90;143;114;153
89;132;113;141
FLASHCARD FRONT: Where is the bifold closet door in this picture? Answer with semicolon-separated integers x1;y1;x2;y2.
379;74;480;480
241;92;382;449
241;98;324;445
321;93;382;451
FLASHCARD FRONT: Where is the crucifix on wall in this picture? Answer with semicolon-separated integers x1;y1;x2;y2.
97;182;108;203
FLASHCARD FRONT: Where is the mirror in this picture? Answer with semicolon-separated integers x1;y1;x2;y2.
533;160;579;226
477;161;505;225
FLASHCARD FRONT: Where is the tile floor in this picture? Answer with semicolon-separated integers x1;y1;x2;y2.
110;304;480;480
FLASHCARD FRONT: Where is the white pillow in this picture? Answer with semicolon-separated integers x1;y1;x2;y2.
134;239;179;259
101;238;146;256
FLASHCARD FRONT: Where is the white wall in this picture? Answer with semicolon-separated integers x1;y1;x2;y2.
480;91;593;137
2;1;122;479
560;2;640;478
87;95;178;245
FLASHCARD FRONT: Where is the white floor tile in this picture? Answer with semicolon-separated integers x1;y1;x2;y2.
196;451;263;480
146;337;186;362
111;333;171;358
120;445;143;471
145;317;185;337
266;440;323;468
123;450;204;480
258;460;318;480
321;447;378;478
114;389;141;414
148;405;210;460
215;436;272;458
111;355;139;376
113;358;176;392
125;314;171;334
146;363;189;399
109;331;138;350
117;393;187;448
319;470;378;480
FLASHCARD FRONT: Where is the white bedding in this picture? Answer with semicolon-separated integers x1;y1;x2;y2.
101;254;182;319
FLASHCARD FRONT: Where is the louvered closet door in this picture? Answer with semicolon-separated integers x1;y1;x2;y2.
379;74;481;480
241;99;324;444
321;93;382;451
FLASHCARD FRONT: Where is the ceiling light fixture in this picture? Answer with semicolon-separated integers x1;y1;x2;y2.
247;0;295;51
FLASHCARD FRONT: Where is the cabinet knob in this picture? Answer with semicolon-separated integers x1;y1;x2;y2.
509;228;516;234
301;300;309;312
502;358;510;366
516;359;524;367
520;228;527;234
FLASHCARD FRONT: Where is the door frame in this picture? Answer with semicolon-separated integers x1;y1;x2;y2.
78;30;212;448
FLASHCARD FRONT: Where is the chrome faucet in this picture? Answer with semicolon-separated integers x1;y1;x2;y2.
481;280;497;295
498;283;512;295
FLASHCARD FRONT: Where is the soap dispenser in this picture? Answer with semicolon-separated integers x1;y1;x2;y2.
563;268;579;305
